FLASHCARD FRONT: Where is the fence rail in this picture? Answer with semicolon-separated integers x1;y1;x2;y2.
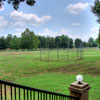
0;80;79;100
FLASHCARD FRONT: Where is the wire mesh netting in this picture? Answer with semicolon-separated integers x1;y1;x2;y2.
39;41;83;62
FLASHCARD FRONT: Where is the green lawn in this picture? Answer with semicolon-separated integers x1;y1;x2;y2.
0;48;100;100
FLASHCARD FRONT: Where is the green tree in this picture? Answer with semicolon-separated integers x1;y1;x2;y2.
60;35;69;48
83;41;87;47
10;35;21;50
48;37;56;48
34;35;40;49
0;37;7;50
6;34;12;48
93;39;97;47
0;0;35;10
69;38;73;48
21;29;29;49
91;0;100;24
55;36;61;48
97;33;100;48
87;37;97;47
21;28;39;50
75;38;83;48
38;36;48;48
87;37;94;47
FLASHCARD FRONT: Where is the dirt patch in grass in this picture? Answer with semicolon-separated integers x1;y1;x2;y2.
38;71;49;75
18;68;39;77
85;67;100;75
56;90;62;93
0;52;34;55
46;62;82;74
47;60;100;76
2;72;13;76
16;59;100;76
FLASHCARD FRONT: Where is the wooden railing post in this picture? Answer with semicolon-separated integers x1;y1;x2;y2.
69;75;90;100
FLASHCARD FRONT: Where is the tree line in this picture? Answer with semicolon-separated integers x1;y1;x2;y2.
0;28;40;50
0;28;98;50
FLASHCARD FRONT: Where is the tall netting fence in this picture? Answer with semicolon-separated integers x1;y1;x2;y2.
39;41;83;62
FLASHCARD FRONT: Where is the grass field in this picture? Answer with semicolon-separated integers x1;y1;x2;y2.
0;48;100;100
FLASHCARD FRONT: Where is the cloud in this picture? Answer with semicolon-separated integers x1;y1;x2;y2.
16;28;25;32
64;27;99;41
37;28;86;41
37;28;87;41
37;28;72;37
72;27;99;41
37;27;99;42
0;16;8;31
90;27;99;39
59;28;71;35
10;11;52;27
5;26;98;42
72;23;80;26
65;3;89;14
15;28;25;37
37;28;58;37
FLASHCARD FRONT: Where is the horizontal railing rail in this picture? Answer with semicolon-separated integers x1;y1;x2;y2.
0;80;79;100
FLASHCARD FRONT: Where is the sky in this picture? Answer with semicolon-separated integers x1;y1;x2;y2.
0;0;99;41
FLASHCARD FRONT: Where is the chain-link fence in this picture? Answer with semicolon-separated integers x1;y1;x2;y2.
39;41;83;62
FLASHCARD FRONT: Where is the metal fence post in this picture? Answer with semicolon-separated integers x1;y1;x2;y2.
57;42;59;62
67;41;70;60
80;48;82;59
40;42;42;61
81;47;84;59
48;42;50;62
77;48;79;60
82;48;84;59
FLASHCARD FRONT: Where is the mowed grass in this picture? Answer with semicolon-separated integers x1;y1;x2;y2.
0;48;100;100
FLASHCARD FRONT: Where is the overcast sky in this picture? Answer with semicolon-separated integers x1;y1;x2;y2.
0;0;99;41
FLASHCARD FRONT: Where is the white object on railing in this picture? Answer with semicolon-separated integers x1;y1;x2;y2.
76;75;83;84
